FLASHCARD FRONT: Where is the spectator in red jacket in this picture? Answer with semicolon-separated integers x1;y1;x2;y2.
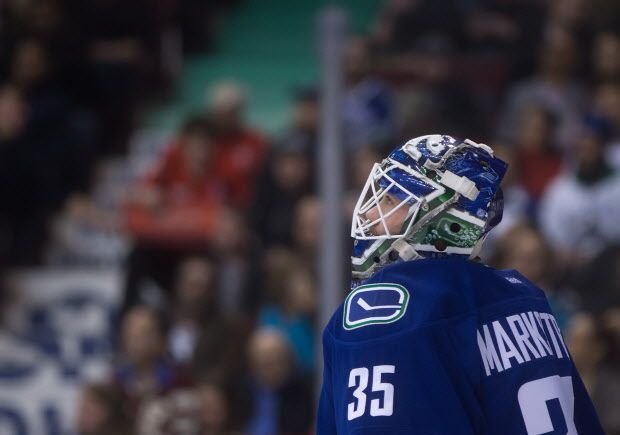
208;81;267;209
126;117;224;245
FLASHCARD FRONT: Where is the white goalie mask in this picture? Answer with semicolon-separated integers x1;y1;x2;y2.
350;134;508;283
351;160;446;240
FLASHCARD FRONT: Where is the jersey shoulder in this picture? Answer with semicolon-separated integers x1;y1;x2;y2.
325;258;548;343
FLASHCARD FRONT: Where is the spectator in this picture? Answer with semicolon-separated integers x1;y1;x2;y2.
186;253;252;380
250;89;317;248
208;81;267;209
13;0;90;107
567;312;607;393
196;380;242;435
490;222;574;330
512;104;563;202
602;307;620;358
371;0;465;54
167;254;252;374
115;306;192;415
342;37;395;149
46;160;129;267
11;37;55;92
292;195;323;266
192;312;250;384
20;0;74;51
387;41;483;139
244;328;313;435
126;117;224;245
496;25;587;148
566;312;620;434
9;37;94;192
75;0;159;153
137;388;200;435
261;247;304;306
0;84;38;264
259;263;316;372
210;207;262;315
548;0;591;33
539;115;620;264
76;382;133;435
252;139;313;247
592;30;620;83
177;0;234;55
593;81;620;168
137;379;242;435
576;245;620;312
168;256;217;365
464;0;545;75
547;0;594;57
278;87;319;168
600;307;620;435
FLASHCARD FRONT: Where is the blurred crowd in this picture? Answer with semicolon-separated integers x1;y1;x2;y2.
1;0;620;434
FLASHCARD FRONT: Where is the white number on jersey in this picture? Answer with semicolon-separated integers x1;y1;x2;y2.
347;365;395;421
518;375;577;434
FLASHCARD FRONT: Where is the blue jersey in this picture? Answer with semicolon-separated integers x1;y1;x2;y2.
317;258;603;435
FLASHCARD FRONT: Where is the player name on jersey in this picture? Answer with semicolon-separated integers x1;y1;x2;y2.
477;310;569;377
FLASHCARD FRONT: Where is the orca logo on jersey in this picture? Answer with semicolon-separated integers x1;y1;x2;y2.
343;283;409;330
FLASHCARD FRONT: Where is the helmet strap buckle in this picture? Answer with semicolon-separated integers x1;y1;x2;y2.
392;238;418;261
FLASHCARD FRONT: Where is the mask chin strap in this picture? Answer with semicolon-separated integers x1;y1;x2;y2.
392;238;420;261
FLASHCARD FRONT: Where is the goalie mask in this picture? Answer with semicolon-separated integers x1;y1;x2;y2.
351;134;508;281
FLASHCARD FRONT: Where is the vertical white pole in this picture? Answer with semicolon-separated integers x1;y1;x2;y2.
316;6;347;396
